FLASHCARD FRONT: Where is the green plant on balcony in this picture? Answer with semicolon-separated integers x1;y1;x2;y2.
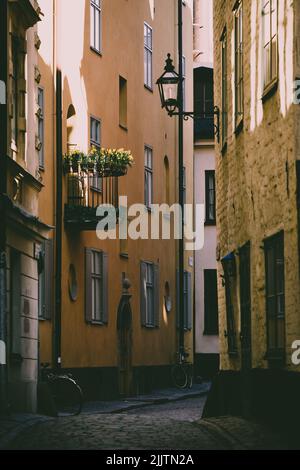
63;147;134;177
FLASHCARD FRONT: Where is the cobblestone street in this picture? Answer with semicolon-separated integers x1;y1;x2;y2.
4;396;288;450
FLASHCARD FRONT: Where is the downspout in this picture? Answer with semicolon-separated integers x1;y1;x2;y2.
178;0;185;357
54;67;62;370
0;0;9;414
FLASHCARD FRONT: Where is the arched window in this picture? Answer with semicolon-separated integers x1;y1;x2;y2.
67;104;77;154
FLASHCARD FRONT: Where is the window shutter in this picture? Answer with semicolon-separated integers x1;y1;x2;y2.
102;252;108;324
140;261;147;326
176;269;180;329
187;271;192;331
85;248;93;323
153;264;159;327
44;239;53;320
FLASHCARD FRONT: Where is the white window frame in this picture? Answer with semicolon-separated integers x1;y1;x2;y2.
144;23;153;89
38;87;44;169
262;0;278;92
234;1;243;129
90;0;102;53
91;249;104;323
145;262;155;327
90;116;102;192
144;145;153;208
221;28;228;150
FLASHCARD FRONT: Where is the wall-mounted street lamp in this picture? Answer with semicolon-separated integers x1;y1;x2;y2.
156;0;220;363
157;53;220;141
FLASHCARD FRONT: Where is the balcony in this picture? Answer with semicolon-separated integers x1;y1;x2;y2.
64;170;119;231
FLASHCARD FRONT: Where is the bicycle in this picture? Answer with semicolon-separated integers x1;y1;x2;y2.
171;350;194;389
39;363;83;417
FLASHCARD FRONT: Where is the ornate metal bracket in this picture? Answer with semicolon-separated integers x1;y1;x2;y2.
168;106;220;143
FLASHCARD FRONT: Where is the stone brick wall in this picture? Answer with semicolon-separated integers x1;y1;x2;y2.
213;0;300;372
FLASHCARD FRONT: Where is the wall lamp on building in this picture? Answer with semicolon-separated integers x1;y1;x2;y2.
156;54;220;142
221;252;237;279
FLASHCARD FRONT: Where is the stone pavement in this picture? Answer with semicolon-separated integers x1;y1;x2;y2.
0;413;51;450
5;414;288;450
0;379;290;450
0;383;209;449
81;382;211;414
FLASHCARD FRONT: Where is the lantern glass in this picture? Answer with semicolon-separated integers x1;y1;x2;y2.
161;74;179;113
157;54;180;114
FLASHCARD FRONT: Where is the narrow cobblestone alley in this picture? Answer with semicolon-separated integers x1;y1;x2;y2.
3;396;289;451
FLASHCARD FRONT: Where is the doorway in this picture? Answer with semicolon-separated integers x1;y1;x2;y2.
117;297;133;397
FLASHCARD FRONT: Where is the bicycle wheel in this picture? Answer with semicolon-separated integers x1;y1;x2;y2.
49;376;83;416
171;364;188;389
186;367;193;389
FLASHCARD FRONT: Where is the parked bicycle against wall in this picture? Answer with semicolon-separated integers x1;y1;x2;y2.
39;363;83;417
171;349;193;389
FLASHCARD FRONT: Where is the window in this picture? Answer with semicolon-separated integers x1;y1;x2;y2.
205;170;216;224
234;1;243;129
119;76;127;129
38;240;53;320
140;261;159;328
37;88;44;168
176;271;192;331
222;255;238;354
10;250;21;356
221;29;228;149
85;249;108;324
182;56;186;111
90;0;102;53
144;146;153;208
262;0;278;91
195;78;214;116
204;270;219;335
264;232;285;360
11;37;18;147
90;117;102;191
144;23;153;89
194;68;214;139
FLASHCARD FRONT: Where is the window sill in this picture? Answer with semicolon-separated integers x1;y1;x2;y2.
204;220;216;227
234;118;243;136
262;79;278;103
119;124;128;132
143;324;157;329
90;46;102;57
144;84;153;93
88;320;107;326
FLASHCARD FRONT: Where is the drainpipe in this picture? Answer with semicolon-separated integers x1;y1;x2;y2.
178;0;185;358
54;68;62;370
0;0;9;414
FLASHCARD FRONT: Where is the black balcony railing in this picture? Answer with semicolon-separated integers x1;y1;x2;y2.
64;170;119;231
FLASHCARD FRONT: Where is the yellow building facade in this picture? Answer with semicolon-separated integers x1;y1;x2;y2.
35;0;194;402
0;0;52;413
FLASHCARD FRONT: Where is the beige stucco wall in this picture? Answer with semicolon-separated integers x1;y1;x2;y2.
213;0;300;372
